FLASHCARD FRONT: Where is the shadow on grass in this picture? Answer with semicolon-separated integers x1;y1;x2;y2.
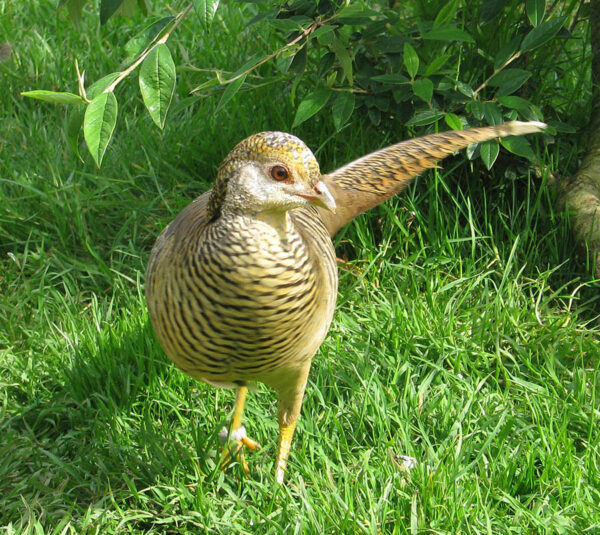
0;316;228;524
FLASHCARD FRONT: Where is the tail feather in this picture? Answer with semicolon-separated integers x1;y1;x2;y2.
318;121;547;236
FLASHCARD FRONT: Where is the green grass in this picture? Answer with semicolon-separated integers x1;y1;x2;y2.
1;1;599;533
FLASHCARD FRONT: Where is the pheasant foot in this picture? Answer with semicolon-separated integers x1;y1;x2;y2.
218;386;261;473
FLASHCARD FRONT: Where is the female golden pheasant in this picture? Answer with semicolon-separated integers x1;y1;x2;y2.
145;121;546;483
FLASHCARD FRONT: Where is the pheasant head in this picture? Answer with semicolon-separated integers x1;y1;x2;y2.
208;131;336;219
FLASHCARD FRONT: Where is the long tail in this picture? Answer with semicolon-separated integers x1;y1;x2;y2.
318;121;547;236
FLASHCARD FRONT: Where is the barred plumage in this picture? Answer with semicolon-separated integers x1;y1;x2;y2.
146;122;546;483
148;195;336;386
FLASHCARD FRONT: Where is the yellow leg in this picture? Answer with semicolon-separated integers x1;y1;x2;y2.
231;385;247;430
275;420;298;484
231;386;261;450
273;364;311;484
221;386;261;473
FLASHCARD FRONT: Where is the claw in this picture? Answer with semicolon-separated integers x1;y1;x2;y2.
219;428;262;474
241;436;261;451
217;386;262;474
220;440;249;473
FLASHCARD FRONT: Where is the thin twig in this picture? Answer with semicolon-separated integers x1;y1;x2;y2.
103;2;194;94
191;21;318;92
473;51;522;96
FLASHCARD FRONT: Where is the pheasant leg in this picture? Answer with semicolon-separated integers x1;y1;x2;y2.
274;365;310;484
220;386;261;473
275;419;298;484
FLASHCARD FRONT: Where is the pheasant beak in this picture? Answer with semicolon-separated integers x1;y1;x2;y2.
296;180;337;213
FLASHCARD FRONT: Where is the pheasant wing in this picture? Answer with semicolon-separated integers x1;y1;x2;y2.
318;121;546;236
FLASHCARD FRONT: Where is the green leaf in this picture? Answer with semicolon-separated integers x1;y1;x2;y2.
292;89;331;128
123;17;174;65
67;104;86;162
403;42;419;79
190;55;263;94
422;26;474;43
467;100;485;120
287;46;307;76
21;90;86;105
139;43;176;129
434;0;458;28
332;92;355;131
331;37;353;84
456;81;475;98
488;68;531;97
100;0;124;24
193;0;220;31
498;96;541;122
315;24;335;46
231;55;264;78
488;69;530;87
370;95;391;112
530;104;544;122
483;101;502;125
520;17;565;52
371;74;409;84
317;53;335;78
335;4;380;22
377;36;407;53
412;78;433;103
88;73;120;99
501;136;536;160
466;142;478;160
368;108;381;126
444;112;463;130
498;95;532;111
363;20;388;39
526;0;545;26
493;36;520;69
546;122;574;134
480;0;507;24
248;8;279;26
83;92;118;167
393;86;412;103
215;74;246;113
268;17;312;32
406;109;445;126
424;54;450;76
480;140;499;170
186;78;219;95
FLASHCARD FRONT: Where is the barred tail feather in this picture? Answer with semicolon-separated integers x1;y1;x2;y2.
318;121;547;236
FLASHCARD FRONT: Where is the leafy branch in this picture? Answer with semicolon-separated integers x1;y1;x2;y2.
21;0;575;170
22;2;198;166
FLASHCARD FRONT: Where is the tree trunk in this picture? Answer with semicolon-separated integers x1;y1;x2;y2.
561;0;600;277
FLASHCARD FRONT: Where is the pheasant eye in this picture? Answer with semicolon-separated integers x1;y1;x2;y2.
270;165;289;181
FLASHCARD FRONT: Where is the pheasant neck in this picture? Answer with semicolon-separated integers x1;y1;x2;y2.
256;210;291;237
216;202;292;240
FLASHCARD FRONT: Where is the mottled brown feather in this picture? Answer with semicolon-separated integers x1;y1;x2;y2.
318;121;546;236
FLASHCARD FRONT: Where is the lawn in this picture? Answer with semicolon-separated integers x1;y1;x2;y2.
1;1;599;533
